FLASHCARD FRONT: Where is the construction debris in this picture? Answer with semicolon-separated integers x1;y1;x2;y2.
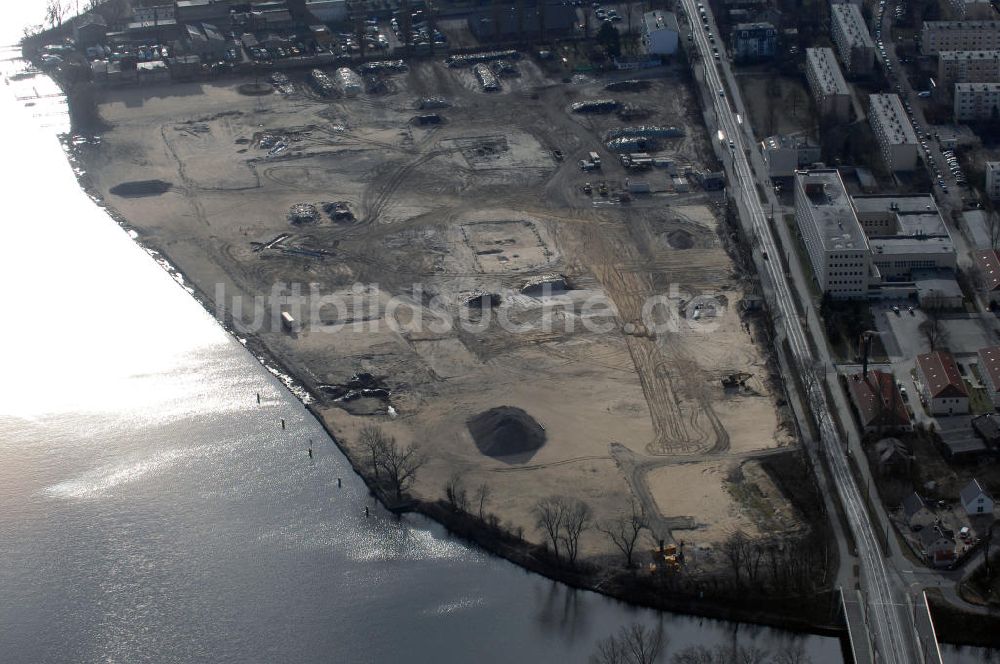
570;99;620;114
288;203;319;224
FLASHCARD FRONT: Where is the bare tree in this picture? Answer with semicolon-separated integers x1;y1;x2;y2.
474;482;492;520
723;530;750;587
919;313;947;351
45;0;68;28
773;642;810;664
591;622;666;664
561;498;593;567
533;496;568;560
359;424;389;479
600;499;648;568
377;436;426;500
445;472;468;511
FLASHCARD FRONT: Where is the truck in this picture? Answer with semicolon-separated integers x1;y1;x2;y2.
588;151;601;168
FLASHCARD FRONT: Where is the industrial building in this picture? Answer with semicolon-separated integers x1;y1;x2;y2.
921;21;1000;56
468;2;579;40
761;134;821;177
730;21;777;61
869;94;919;172
937;50;1000;91
640;11;680;56
954;81;1000;120
793;170;871;298
831;3;875;76
805;47;852;122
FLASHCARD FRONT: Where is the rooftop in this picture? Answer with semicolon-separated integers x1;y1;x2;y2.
847;370;911;430
806;47;850;96
917;351;968;399
973;249;1000;291
870;94;919;146
832;3;875;48
643;10;679;34
870;237;955;255
960;478;991;505
939;49;1000;62
796;170;868;252
924;20;1000;30
978;346;1000;392
852;194;949;237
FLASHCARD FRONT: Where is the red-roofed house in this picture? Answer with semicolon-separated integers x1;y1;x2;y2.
978;346;1000;407
917;351;969;415
847;370;913;433
973;249;1000;306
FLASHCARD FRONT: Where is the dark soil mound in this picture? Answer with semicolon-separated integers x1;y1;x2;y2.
666;229;694;249
467;406;546;457
109;180;172;197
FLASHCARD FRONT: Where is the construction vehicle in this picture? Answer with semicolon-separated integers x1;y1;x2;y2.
582;182;593;195
598;182;609;197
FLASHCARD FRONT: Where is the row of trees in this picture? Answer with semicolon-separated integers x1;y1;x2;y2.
535;496;652;568
358;424;425;501
589;622;811;664
721;529;831;595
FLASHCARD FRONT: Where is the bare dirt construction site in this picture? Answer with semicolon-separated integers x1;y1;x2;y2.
83;57;801;564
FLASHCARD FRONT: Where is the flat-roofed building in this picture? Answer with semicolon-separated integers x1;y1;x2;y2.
987;161;1000;199
869;94;919;171
853;194;956;279
950;0;997;19
917;351;969;415
761;134;822;177
806;47;852;122
831;3;875;75
641;10;680;55
731;21;777;61
921;21;1000;56
954;81;1000;120
794;169;871;298
937;50;1000;90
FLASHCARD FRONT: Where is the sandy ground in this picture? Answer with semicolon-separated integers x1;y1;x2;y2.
83;58;800;562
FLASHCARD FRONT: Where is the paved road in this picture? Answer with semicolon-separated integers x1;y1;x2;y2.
678;2;935;662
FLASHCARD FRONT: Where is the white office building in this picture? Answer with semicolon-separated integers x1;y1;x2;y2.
831;3;876;75
806;47;852;122
853;195;956;278
794;170;871;298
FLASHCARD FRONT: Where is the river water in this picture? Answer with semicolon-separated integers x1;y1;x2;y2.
0;5;984;663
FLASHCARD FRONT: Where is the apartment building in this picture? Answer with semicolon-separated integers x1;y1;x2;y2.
948;0;996;20
937;50;1000;90
831;3;876;75
987;161;1000;199
917;351;969;416
869;94;920;171
954;81;1000;120
730;21;777;61
794;170;871;298
806;47;852;122
921;21;1000;55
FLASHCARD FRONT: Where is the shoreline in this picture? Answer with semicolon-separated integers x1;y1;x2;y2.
56;130;850;644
